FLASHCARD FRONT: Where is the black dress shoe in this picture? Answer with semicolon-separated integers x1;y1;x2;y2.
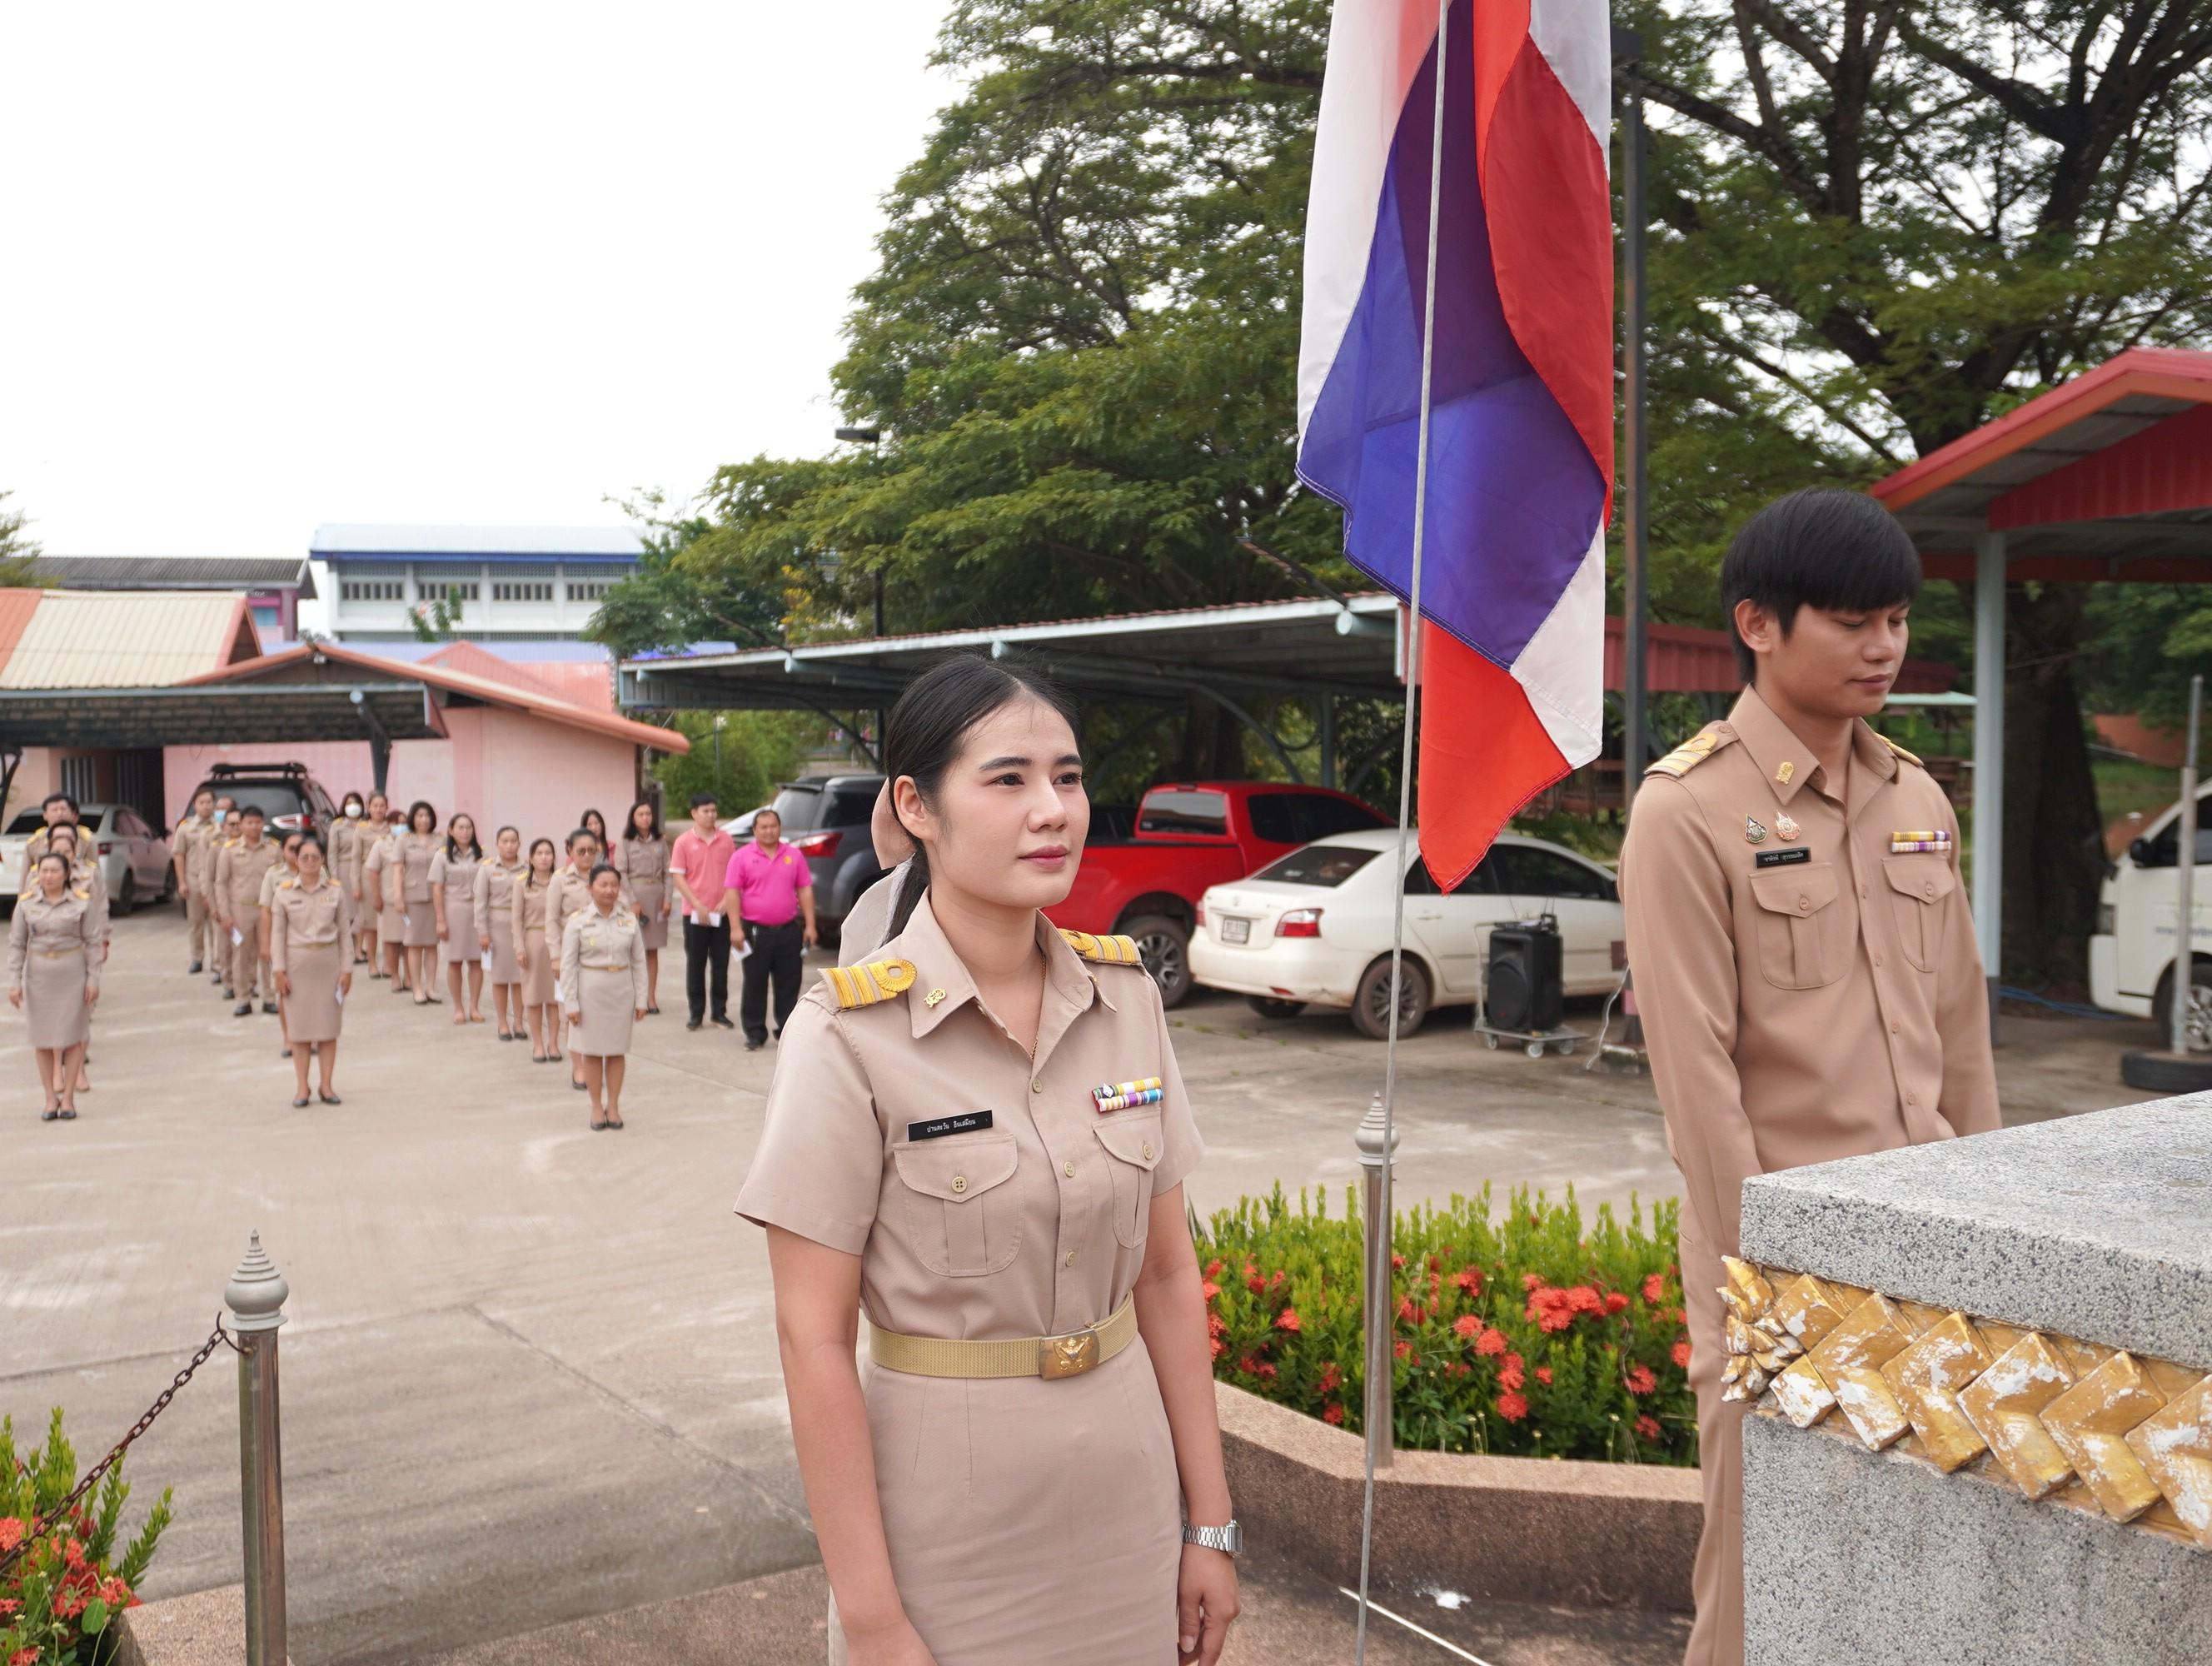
710;1015;735;1030
745;1040;764;1052
262;1001;279;1015
234;1002;252;1017
685;1017;702;1031
188;959;203;974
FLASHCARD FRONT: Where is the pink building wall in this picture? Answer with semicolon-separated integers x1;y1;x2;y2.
163;708;641;845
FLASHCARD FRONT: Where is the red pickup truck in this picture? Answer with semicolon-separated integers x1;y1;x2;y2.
1046;781;1388;1006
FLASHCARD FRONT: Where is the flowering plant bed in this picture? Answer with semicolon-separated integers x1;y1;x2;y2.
1194;1184;1696;1464
2;1412;171;1666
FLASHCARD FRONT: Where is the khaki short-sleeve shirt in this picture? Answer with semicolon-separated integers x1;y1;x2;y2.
735;895;1203;1341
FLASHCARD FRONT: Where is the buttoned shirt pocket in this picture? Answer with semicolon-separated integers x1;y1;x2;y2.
1746;864;1848;990
1094;1113;1165;1248
893;1133;1023;1276
1882;855;1955;973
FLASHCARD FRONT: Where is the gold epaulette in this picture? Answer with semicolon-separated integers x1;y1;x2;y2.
825;957;917;1009
1882;735;1924;767
278;877;296;889
1059;929;1144;966
1646;727;1734;780
72;887;88;901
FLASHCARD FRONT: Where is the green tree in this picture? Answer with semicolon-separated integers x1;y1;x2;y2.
0;489;49;587
650;710;815;822
581;493;786;660
1627;0;2212;980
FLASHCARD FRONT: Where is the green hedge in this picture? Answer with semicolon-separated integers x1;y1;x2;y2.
1194;1185;1696;1466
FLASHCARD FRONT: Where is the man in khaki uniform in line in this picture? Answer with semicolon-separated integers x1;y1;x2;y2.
1619;488;2000;1666
173;787;220;972
214;806;281;1016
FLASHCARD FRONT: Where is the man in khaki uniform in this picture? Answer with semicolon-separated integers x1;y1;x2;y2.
1619;489;2000;1666
173;787;220;972
23;792;78;866
214;806;281;1015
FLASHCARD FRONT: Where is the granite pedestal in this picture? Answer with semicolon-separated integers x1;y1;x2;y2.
1735;1093;2212;1664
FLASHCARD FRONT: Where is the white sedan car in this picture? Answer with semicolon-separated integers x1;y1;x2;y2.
1188;827;1623;1039
0;803;175;913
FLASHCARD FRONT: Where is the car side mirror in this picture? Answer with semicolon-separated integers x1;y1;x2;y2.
2130;837;2155;866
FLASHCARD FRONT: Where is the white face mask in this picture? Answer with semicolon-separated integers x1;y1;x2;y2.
344;803;363;817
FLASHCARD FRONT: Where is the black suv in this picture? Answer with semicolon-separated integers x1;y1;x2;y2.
193;763;339;838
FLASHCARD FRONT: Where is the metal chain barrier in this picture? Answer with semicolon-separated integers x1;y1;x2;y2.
0;1315;241;1582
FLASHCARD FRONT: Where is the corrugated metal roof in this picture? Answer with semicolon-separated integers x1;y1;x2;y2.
0;591;259;688
29;556;315;596
310;524;644;559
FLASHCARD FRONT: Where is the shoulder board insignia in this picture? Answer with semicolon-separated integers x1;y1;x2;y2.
72;887;88;900
278;877;296;889
1647;727;1734;780
825;957;918;1010
1059;928;1144;966
1882;735;1923;767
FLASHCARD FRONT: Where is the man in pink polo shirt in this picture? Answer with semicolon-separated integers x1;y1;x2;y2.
723;806;817;1051
670;792;739;1030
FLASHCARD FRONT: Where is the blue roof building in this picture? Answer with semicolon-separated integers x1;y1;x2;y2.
310;523;643;646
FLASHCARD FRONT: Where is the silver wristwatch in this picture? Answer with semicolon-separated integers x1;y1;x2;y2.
1182;1519;1243;1556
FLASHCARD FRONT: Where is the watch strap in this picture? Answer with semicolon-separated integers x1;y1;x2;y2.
1181;1519;1243;1556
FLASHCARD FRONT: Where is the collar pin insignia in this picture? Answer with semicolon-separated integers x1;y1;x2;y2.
1745;816;1768;845
1776;812;1801;842
1776;761;1794;785
924;988;947;1007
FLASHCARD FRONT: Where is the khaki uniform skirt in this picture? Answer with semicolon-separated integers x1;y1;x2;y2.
271;877;353;1043
513;883;556;1005
560;906;646;1056
370;837;407;942
615;836;671;950
401;835;440;948
431;850;480;965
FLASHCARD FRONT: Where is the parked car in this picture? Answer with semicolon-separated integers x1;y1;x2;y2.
2090;782;2212;1044
1188;827;1624;1039
0;802;175;913
1046;781;1390;1006
192;762;338;839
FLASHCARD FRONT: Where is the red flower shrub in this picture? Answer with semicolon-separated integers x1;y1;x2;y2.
1626;1364;1657;1396
1642;1272;1666;1304
1636;1415;1662;1442
1497;1391;1529;1422
1672;1339;1692;1369
1323;1403;1345;1425
1276;1309;1302;1334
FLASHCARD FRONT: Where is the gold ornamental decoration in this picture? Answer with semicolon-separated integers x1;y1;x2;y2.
1718;1255;2212;1552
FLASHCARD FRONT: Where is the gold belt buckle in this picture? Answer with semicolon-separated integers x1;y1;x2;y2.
1039;1324;1100;1379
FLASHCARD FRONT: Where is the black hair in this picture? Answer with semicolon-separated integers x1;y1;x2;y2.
526;836;556;889
689;791;718;812
46;822;77;849
587;860;620;887
282;830;304;852
36;850;69;880
565;826;598;854
296;831;326;857
580;808;608;845
341;790;366;812
496;824;521;850
883;652;1081;937
239;804;265;821
1720;487;1921;684
408;800;438;834
445;813;481;862
625;798;662;840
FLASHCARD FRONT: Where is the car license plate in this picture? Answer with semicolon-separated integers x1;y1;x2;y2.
1221;916;1251;944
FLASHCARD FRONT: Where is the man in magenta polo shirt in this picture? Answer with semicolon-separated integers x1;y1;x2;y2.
670;792;739;1030
723;806;817;1051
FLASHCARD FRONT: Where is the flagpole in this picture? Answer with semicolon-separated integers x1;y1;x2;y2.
1354;2;1451;1659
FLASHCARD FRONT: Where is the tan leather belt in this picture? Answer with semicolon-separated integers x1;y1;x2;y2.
869;1296;1136;1381
580;961;626;971
34;946;84;958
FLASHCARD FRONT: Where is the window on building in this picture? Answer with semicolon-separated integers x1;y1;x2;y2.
566;579;615;602
341;579;405;602
493;581;555;602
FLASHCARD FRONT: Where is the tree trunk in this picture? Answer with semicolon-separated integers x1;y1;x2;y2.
1996;585;2105;991
1168;692;1248;781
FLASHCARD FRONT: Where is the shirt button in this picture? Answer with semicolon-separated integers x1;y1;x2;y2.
1796;896;1810;912
1890;1023;1900;1035
1142;1141;1154;1161
1873;955;1882;968
1064;1250;1077;1267
1924;882;1936;897
1063;1160;1076;1179
1906;1093;1917;1106
1032;1080;1044;1094
951;1175;968;1195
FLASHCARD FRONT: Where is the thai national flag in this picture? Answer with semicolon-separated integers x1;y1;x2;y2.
1297;0;1612;889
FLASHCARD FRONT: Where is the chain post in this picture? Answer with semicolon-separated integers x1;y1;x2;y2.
1354;1093;1399;1467
224;1230;290;1666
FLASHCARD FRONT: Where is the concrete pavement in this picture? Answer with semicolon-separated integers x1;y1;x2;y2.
3;908;2152;1662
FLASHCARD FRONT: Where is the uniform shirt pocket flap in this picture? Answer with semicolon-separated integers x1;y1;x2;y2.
1883;855;1955;904
1094;1114;1165;1171
1748;865;1839;918
892;1135;1019;1203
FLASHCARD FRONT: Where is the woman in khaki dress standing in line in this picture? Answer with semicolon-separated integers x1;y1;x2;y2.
735;656;1242;1666
545;826;599;1090
8;852;101;1122
351;791;386;967
476;825;529;1042
259;831;304;1059
43;823;107;1098
613;799;671;1015
431;812;486;1025
513;836;562;1062
329;791;366;962
271;831;353;1107
560;862;645;1130
366;806;409;990
398;801;442;1003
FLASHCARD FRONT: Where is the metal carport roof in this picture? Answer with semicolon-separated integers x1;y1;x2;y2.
0;682;446;749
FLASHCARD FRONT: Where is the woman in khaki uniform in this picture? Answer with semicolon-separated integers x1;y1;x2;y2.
546;827;599;1090
613;799;671;1015
476;826;529;1041
399;801;442;1001
44;825;110;1100
431;812;486;1025
271;832;354;1107
366;808;408;990
8;853;101;1122
735;657;1241;1666
352;792;386;966
259;832;304;1058
513;836;561;1061
561;864;647;1130
329;791;368;963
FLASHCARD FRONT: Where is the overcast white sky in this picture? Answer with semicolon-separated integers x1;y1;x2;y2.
0;3;953;559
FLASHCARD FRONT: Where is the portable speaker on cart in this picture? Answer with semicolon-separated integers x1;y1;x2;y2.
1487;919;1565;1034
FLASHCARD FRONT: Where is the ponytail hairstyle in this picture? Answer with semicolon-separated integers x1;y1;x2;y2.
882;652;1080;939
